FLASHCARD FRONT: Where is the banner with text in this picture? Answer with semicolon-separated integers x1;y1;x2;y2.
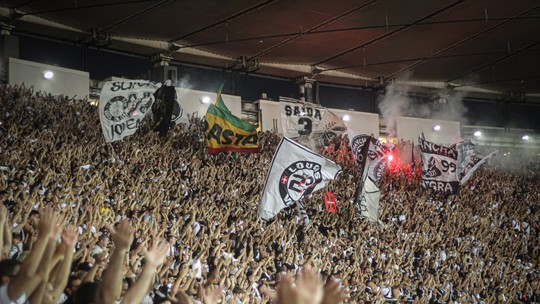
204;86;259;154
99;81;157;143
258;137;341;220
419;135;459;194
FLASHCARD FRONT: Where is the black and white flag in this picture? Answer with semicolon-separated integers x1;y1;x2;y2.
99;81;157;143
258;137;342;220
348;130;389;223
419;135;459;194
99;81;188;143
348;130;389;187
460;150;498;184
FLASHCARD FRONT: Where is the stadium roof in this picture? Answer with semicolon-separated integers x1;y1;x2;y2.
1;0;540;101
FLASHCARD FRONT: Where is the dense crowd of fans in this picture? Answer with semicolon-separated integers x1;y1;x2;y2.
0;83;539;303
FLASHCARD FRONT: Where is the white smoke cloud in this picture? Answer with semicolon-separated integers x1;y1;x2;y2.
378;77;468;138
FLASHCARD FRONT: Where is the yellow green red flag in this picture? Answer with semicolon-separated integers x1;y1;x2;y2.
204;86;259;154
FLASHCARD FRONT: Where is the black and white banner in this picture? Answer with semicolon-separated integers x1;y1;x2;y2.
356;153;382;223
460;150;498;184
99;81;157;142
99;81;188;142
347;130;389;187
280;99;348;151
258;137;342;220
419;135;459;194
280;100;326;139
456;140;477;179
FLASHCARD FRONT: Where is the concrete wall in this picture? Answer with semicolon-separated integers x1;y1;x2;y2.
397;116;461;145
9;58;89;98
176;88;242;118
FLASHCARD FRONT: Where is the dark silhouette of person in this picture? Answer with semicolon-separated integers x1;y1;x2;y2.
154;80;176;138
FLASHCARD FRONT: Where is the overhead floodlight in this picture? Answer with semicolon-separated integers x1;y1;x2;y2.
473;131;482;137
522;135;530;141
342;115;350;122
201;96;211;104
42;70;54;79
433;125;441;131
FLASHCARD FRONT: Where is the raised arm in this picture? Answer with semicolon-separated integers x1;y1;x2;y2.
49;225;79;302
121;238;168;303
7;207;61;301
95;219;134;304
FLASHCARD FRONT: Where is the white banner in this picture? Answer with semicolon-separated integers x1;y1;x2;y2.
419;136;459;194
99;81;189;142
456;140;478;179
280;101;326;139
258;137;342;220
99;81;157;143
356;155;381;223
460;150;498;184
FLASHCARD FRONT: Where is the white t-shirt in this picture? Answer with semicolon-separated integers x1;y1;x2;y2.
0;285;27;304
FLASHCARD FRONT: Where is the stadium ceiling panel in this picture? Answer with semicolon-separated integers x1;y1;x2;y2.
1;0;540;100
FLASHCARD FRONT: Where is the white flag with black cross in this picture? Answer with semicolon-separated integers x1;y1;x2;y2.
258;137;342;220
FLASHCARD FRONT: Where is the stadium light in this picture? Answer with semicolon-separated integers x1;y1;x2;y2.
433;125;441;131
42;70;54;79
522;135;530;141
474;130;481;137
201;96;211;104
342;114;350;122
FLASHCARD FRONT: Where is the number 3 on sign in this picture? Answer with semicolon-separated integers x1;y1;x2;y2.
298;118;312;136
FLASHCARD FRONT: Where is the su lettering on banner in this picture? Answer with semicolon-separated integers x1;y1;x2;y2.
324;192;337;213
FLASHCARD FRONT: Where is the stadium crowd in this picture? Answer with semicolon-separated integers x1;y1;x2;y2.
0;83;539;303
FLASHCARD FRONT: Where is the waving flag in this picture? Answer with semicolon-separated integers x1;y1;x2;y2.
419;135;459;194
258;137;341;220
204;85;259;154
348;130;388;223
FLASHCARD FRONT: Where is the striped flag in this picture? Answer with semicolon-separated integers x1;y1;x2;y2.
204;85;259;154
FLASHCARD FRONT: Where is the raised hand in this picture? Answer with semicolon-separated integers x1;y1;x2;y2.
171;289;193;304
38;207;62;238
322;278;347;304
108;219;134;250
61;225;79;249
202;285;223;304
143;238;168;267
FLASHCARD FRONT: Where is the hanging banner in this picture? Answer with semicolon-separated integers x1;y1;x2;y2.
258;137;341;220
279;98;347;151
99;81;157;143
419;135;459;194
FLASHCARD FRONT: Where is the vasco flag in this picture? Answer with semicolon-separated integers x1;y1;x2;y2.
204;85;259;155
99;81;157;142
258;137;341;220
349;132;384;223
347;130;389;187
419;135;459;194
357;155;382;223
460;150;498;185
